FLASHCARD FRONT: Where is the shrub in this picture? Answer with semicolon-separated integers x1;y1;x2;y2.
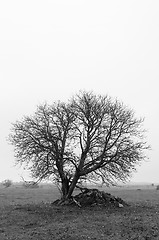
2;179;13;188
156;185;159;190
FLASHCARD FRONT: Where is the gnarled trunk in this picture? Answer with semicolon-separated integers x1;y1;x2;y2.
61;172;79;200
61;177;70;200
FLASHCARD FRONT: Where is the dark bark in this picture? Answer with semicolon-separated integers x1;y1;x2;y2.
61;177;70;199
60;171;80;200
66;175;79;199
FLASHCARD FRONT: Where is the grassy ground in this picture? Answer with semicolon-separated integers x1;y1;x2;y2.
0;184;159;240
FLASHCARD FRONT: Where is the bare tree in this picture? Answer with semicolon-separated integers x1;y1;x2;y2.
20;176;39;188
8;91;149;201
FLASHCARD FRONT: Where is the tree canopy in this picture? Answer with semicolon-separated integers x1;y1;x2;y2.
9;91;149;200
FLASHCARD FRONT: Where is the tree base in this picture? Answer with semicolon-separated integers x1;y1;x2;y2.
52;188;128;208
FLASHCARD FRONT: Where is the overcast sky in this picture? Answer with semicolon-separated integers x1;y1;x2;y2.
0;0;159;183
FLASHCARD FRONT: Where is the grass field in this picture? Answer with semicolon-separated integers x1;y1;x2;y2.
0;184;159;240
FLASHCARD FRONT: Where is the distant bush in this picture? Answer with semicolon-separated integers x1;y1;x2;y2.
156;185;159;190
2;179;13;188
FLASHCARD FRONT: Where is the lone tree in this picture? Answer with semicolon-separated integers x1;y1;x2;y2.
8;91;148;201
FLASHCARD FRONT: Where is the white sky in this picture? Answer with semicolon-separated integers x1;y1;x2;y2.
0;0;159;183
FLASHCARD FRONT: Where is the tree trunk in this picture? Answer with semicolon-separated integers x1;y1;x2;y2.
61;178;70;200
60;171;80;201
65;172;79;199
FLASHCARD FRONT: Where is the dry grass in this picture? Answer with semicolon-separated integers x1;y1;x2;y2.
0;184;159;240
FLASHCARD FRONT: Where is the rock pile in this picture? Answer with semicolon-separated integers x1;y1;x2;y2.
73;188;127;207
53;188;128;208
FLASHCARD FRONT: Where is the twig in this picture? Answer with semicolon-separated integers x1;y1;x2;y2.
72;197;81;207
